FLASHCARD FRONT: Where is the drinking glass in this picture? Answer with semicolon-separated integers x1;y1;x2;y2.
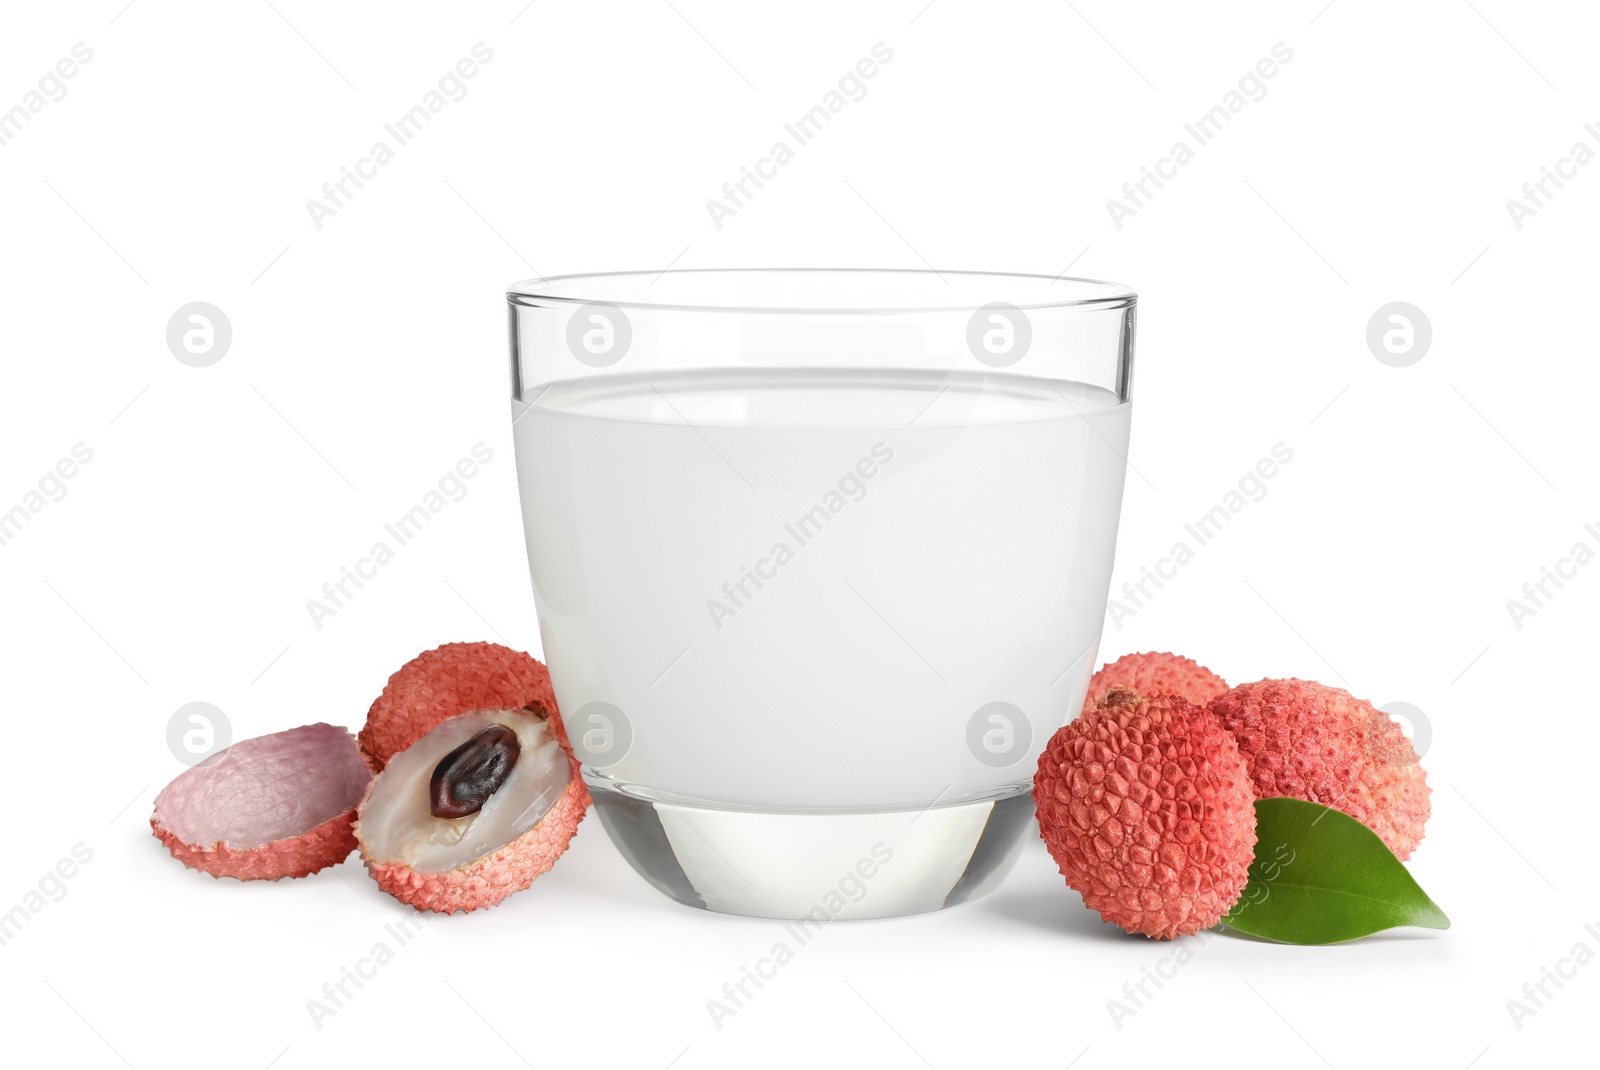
510;269;1135;919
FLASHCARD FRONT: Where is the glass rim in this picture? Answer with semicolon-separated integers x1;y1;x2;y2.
506;267;1136;315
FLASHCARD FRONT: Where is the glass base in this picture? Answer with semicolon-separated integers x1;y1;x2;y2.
585;773;1036;919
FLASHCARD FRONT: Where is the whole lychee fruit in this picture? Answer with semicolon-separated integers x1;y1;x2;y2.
355;706;587;913
152;723;372;881
1035;688;1257;939
1209;678;1430;859
1084;651;1228;714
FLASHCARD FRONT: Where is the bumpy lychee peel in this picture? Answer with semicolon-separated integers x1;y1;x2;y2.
1085;651;1229;714
355;707;586;913
359;642;559;770
362;777;587;914
1209;678;1430;859
151;723;371;881
1035;689;1257;939
153;811;359;881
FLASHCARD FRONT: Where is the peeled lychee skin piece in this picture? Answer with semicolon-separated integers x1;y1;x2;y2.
359;642;559;770
1035;690;1257;939
151;723;371;881
1085;651;1229;714
153;811;358;882
1209;678;1430;859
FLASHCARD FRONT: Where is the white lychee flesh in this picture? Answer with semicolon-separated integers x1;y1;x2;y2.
358;707;569;873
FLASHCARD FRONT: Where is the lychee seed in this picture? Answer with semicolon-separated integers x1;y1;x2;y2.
430;724;522;819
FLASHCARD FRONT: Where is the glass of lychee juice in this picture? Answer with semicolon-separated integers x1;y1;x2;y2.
510;269;1135;919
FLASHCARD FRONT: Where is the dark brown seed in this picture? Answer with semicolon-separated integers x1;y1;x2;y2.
430;724;521;819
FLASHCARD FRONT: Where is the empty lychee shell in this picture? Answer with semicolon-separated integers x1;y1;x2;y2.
359;642;559;770
355;707;586;913
151;723;372;881
1085;651;1229;714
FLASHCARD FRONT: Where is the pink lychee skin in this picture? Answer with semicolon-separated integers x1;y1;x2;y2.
152;811;358;881
358;774;588;914
1035;689;1257;939
1209;678;1430;859
150;722;370;881
1084;651;1229;715
359;642;560;771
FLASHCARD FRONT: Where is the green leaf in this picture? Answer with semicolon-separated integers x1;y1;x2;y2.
1219;798;1450;945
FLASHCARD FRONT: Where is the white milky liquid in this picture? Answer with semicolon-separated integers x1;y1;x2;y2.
513;367;1130;810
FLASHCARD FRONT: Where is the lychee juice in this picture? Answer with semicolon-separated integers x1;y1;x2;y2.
513;366;1130;818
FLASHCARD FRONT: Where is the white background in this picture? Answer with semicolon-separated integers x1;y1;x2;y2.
2;2;1596;1068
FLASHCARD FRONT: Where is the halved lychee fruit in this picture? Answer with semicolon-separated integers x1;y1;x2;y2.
151;723;372;881
354;706;586;913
